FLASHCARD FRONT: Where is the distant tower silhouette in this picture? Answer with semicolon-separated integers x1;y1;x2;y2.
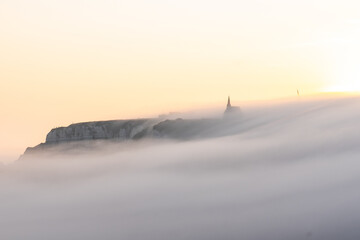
224;96;241;119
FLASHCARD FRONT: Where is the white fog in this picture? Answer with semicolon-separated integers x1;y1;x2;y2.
2;96;360;240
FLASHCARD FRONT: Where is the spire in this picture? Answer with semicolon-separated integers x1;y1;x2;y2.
227;96;231;107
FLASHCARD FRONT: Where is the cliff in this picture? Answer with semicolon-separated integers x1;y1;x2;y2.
45;119;155;143
22;117;238;157
20;97;244;158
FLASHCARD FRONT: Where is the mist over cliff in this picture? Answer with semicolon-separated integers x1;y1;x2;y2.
2;96;360;240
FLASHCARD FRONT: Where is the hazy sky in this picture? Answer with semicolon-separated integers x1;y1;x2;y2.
1;0;360;157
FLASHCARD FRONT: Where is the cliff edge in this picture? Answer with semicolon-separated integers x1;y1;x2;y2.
22;117;238;158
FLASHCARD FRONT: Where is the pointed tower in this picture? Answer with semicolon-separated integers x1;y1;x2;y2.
227;96;231;108
224;96;241;119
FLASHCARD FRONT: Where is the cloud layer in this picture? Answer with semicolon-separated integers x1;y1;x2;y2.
2;96;360;240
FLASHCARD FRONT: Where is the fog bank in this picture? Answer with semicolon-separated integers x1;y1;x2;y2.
2;96;360;240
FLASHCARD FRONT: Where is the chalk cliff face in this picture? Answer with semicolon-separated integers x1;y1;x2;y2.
46;119;154;143
22;117;241;158
21;98;244;158
44;118;230;144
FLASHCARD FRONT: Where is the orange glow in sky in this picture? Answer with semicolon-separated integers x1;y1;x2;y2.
1;0;360;158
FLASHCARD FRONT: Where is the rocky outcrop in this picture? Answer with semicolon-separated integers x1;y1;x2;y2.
21;116;242;158
46;119;155;143
21;119;158;158
21;97;244;158
20;96;246;159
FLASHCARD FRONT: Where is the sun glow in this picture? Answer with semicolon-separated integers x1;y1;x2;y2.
323;49;360;94
323;82;360;93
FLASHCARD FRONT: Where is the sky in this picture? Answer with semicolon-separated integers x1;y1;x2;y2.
1;0;360;158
